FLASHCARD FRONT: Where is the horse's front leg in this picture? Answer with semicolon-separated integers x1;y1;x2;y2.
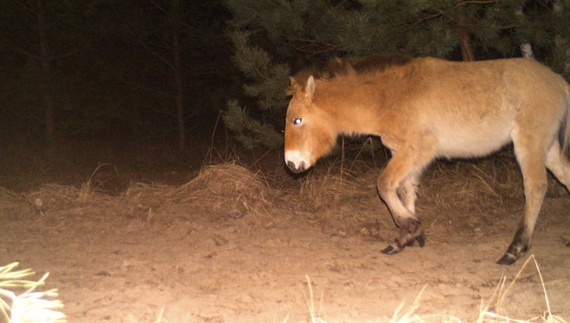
397;173;421;214
377;152;429;255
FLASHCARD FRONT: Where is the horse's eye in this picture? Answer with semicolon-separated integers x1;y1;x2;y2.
293;118;302;125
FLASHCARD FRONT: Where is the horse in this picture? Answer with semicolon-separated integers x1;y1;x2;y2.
284;54;570;265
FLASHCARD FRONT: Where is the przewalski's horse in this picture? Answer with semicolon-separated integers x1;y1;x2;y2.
284;54;570;265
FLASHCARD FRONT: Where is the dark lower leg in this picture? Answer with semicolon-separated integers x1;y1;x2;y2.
382;218;425;255
497;226;529;265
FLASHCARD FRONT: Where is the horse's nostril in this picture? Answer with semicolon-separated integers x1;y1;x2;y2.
287;160;306;173
287;161;297;171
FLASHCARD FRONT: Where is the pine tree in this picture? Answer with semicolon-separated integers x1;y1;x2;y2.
224;0;570;149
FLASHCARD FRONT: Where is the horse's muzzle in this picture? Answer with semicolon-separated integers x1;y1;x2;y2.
287;160;306;173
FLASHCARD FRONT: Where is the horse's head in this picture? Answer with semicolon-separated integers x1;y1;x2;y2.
284;75;337;173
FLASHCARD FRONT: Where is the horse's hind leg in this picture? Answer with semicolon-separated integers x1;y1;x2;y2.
377;151;429;255
545;141;570;248
545;140;570;192
498;141;548;265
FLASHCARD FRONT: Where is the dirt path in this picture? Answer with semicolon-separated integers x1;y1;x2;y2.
1;192;569;323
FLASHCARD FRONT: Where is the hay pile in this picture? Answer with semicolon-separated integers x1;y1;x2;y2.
0;183;113;220
163;163;279;221
420;152;567;215
0;163;281;224
0;187;27;219
1;158;555;230
421;158;525;214
282;171;381;225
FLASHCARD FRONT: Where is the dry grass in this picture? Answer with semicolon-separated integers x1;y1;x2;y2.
421;158;524;214
0;162;279;224
0;153;559;230
0;263;66;323
171;163;276;203
296;256;567;323
289;167;377;221
478;255;567;323
274;152;541;237
282;147;538;221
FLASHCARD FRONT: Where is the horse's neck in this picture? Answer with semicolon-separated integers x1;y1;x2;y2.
319;83;389;136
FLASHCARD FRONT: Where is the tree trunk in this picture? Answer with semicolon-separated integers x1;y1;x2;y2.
553;1;569;72
460;31;475;62
456;1;475;62
36;0;56;143
172;0;186;151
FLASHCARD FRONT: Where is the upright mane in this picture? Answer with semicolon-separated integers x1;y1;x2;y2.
327;53;412;77
290;53;412;90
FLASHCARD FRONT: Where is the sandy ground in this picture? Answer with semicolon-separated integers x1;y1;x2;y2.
1;167;569;323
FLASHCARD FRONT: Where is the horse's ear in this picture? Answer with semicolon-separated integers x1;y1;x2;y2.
345;62;356;76
290;76;298;87
305;75;315;99
288;76;301;96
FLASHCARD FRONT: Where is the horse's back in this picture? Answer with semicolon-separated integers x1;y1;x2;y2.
400;57;570;158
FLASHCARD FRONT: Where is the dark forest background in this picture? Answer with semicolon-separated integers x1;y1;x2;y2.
1;0;569;191
0;0;236;190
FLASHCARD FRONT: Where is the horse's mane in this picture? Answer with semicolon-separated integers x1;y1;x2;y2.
291;53;412;86
327;53;412;77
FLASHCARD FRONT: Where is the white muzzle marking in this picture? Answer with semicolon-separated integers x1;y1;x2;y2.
284;150;311;172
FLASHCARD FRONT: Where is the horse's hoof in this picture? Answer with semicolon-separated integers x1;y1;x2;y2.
381;245;401;255
496;253;518;265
